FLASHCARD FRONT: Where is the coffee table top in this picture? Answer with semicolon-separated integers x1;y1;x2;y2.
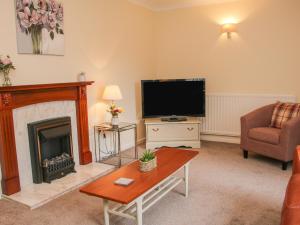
80;148;198;204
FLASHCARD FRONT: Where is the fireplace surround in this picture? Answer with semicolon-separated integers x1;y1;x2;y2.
0;82;94;195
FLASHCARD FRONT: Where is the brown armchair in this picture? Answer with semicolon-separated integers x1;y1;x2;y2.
241;104;300;170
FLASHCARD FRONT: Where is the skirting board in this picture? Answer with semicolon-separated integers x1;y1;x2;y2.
121;138;146;152
200;134;240;144
137;138;146;145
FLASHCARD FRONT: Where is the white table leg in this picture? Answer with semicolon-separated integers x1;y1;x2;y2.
136;197;143;225
184;163;189;198
103;199;110;225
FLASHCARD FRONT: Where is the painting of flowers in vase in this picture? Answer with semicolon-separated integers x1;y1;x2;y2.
15;0;64;55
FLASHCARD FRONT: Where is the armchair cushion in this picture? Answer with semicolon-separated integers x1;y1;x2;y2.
248;127;281;145
271;102;300;129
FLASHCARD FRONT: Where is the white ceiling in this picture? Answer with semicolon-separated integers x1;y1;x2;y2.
128;0;241;11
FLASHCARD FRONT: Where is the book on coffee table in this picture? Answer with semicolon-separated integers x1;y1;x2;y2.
114;178;134;186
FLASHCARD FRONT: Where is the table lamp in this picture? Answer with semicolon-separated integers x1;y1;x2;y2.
102;85;123;126
102;85;123;103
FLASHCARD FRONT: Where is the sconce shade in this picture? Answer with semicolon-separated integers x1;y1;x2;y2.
102;85;123;101
221;23;237;39
222;23;237;33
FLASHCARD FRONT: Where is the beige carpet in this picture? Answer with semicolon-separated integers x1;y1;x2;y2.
0;141;291;225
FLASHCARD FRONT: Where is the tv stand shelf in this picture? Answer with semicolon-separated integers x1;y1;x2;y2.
145;118;201;149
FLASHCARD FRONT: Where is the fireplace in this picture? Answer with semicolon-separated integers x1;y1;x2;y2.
28;117;76;184
0;82;93;195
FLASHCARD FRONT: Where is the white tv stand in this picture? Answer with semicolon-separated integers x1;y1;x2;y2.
145;117;201;149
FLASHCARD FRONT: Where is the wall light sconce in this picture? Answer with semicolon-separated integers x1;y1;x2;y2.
221;23;237;39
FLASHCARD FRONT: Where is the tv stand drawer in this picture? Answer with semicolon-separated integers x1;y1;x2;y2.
147;123;199;142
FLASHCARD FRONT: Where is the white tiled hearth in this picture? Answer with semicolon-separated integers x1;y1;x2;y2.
3;163;114;209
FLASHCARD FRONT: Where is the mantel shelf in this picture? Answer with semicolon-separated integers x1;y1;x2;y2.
0;81;94;93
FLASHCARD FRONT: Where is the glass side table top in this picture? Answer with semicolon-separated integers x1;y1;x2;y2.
95;122;136;131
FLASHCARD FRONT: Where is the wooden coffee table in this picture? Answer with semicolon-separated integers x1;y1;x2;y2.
80;147;198;225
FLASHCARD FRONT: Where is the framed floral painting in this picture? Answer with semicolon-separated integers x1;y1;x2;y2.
15;0;64;55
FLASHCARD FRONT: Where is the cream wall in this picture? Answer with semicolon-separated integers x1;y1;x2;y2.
1;0;299;156
0;0;155;142
155;0;300;100
0;0;155;194
1;0;300;194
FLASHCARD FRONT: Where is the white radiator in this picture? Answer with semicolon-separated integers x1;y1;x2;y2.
201;94;297;138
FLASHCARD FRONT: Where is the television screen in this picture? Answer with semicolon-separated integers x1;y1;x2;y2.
142;79;205;118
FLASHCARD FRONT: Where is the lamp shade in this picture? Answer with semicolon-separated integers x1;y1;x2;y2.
102;85;123;101
221;23;237;33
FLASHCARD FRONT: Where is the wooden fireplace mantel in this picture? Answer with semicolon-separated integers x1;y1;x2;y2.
0;81;94;195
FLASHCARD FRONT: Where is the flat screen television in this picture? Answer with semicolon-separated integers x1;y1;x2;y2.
141;79;205;119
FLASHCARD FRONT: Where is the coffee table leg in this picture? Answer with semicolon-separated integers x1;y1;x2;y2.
184;163;189;198
136;198;143;225
103;199;110;225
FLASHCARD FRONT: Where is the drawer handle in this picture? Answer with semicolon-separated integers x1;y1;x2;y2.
152;128;159;132
187;127;194;131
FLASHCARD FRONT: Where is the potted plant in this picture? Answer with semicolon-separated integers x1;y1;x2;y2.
139;150;157;172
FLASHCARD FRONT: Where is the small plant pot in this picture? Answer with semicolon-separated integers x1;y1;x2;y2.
139;157;157;172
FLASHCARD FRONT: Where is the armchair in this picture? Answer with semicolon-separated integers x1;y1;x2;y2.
241;104;300;170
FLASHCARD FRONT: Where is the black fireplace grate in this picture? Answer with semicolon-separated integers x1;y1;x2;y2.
28;117;75;184
42;153;76;183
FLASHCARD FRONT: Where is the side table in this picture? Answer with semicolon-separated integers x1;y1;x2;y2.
94;122;138;167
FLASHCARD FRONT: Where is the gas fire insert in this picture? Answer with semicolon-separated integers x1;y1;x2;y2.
28;117;76;184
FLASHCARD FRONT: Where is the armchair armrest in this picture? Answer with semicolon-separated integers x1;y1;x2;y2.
281;117;300;161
